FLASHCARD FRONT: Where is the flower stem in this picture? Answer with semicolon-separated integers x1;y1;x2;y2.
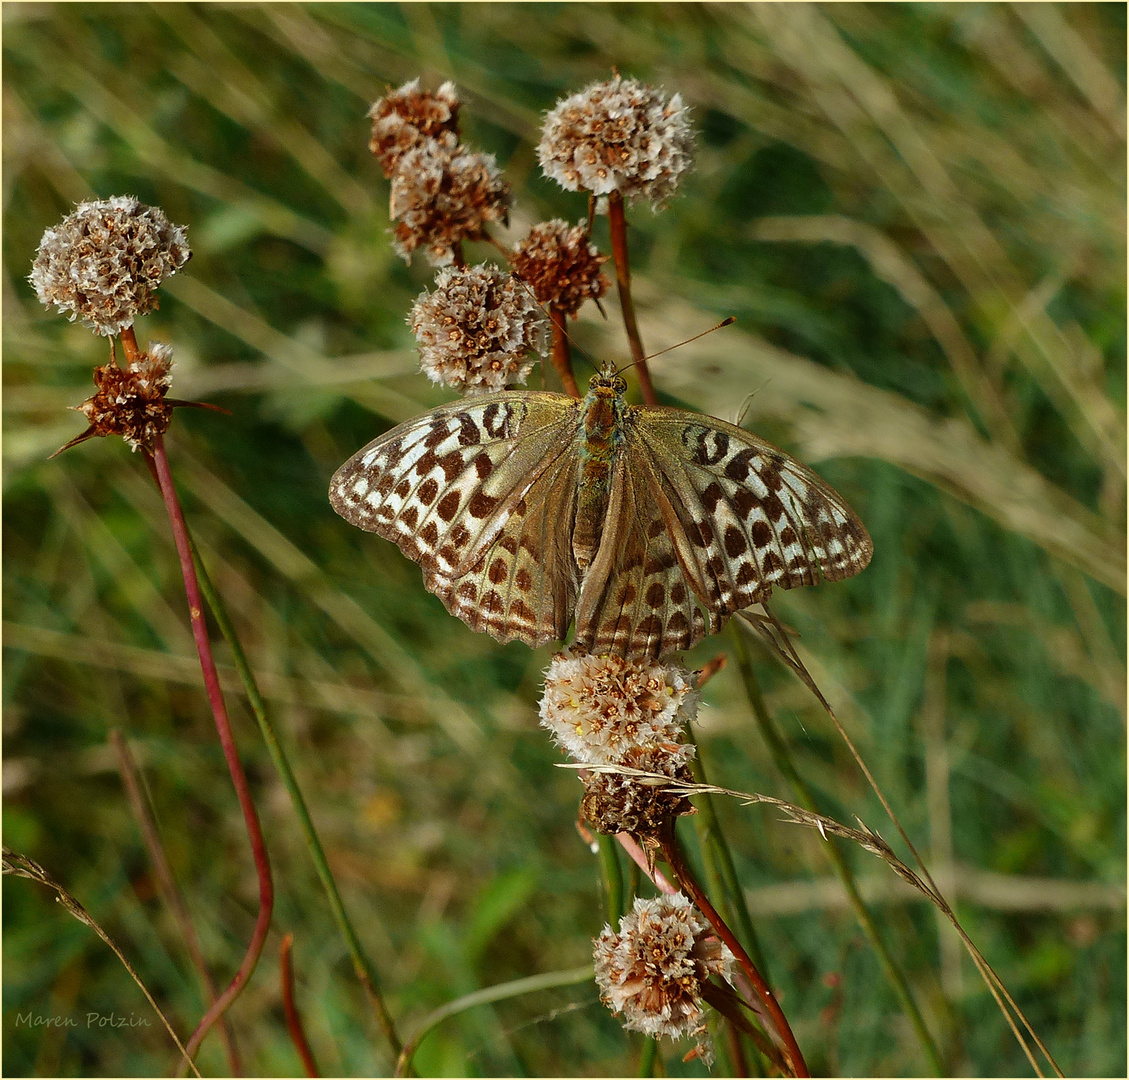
147;435;274;1067
186;531;403;1059
119;325;142;366
658;823;809;1078
596;834;624;923
607;191;658;406
280;934;321;1077
550;306;580;396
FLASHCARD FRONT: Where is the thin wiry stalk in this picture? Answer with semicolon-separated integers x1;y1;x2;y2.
279;934;321;1078
728;623;945;1075
109;730;243;1075
550;306;580;397
606;191;658;406
147;434;274;1067
393;965;594;1077
185;529;403;1059
657;823;809;1078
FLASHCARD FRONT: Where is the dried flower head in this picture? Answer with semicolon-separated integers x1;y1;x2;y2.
389;142;510;265
581;745;696;838
30;196;190;336
368;78;461;177
538;75;694;206
540;650;700;765
594;892;735;1063
511;219;609;318
60;343;176;454
409;263;547;394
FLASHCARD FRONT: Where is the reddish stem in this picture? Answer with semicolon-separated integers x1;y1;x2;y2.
119;325;142;366
658;825;809;1078
613;831;677;894
607;191;658;406
147;435;274;1067
550;307;580;397
280;934;321;1078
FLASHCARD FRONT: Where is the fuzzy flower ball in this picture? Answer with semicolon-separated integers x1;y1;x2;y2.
594;892;735;1062
539;650;700;766
389;142;510;265
409;263;547;394
69;343;176;453
368;78;460;177
538;75;694;206
511;219;609;318
30;196;190;336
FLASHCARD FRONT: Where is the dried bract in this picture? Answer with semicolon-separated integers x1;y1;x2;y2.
540;650;700;766
368;78;460;177
409;263;547;394
63;343;176;453
594;892;735;1063
30;196;190;336
512;219;609;318
390;142;510;265
538;75;694;206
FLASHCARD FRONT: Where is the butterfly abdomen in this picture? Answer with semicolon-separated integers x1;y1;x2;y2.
572;377;628;571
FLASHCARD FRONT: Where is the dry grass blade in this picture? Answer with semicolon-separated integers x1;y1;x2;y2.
733;611;1065;1078
2;848;202;1078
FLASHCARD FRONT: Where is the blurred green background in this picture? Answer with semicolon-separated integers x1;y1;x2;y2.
3;3;1125;1076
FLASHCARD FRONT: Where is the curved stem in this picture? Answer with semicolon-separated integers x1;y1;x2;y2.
607;191;658;405
148;435;274;1067
658;824;809;1078
186;534;403;1059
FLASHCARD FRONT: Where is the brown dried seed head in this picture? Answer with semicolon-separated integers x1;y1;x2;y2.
538;75;694;207
512;220;609;318
368;78;461;177
70;343;176;452
580;745;696;839
594;892;734;1062
389;142;511;266
540;650;700;765
30;196;190;337
409;263;547;394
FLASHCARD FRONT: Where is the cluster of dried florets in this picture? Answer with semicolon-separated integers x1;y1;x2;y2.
538;74;694;207
511;219;609;318
539;650;700;839
61;344;176;454
369;79;510;266
594;892;735;1065
368;78;460;176
29;196;190;336
409;263;548;394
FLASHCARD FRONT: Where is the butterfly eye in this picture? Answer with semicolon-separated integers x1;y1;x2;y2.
613;376;628;394
588;374;601;390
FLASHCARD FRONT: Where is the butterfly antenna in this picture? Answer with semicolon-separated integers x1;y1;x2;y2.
614;316;736;377
508;268;603;382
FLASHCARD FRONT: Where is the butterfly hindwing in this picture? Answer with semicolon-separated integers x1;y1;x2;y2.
573;448;706;659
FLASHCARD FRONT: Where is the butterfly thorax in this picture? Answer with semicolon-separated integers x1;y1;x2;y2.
572;371;630;571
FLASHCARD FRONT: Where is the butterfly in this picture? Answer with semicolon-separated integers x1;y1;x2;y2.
330;367;872;660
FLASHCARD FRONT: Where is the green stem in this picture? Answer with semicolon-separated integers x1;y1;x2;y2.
186;531;403;1060
686;728;769;981
729;627;945;1076
597;833;625;923
638;1036;658;1077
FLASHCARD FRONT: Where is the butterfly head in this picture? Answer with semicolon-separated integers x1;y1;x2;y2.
587;369;629;398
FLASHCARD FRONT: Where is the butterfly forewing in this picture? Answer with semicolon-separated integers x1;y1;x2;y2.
329;391;581;647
